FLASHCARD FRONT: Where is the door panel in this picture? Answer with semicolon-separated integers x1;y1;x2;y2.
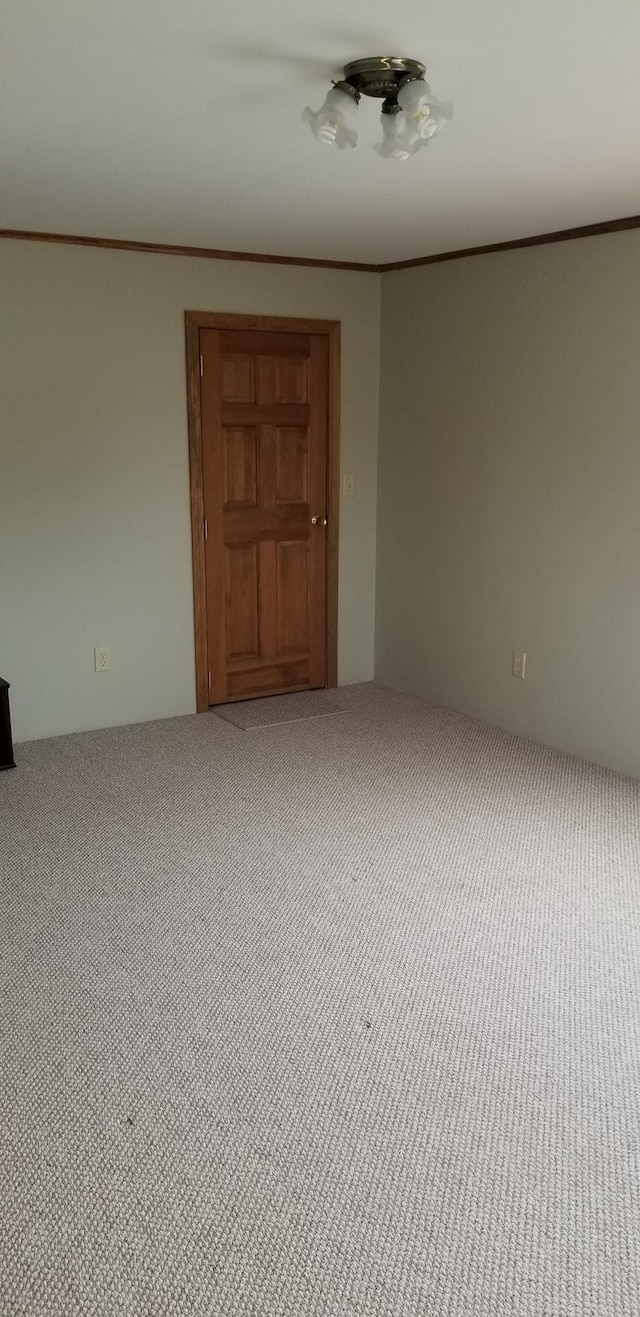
276;540;310;654
274;357;309;404
200;326;330;704
222;427;258;508
275;427;308;504
225;544;259;661
222;354;256;402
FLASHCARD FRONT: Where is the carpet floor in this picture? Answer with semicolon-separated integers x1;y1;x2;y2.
2;682;640;1315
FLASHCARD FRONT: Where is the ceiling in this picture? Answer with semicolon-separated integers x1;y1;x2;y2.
3;0;640;265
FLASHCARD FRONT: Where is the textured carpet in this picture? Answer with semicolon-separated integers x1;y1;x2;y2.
213;688;348;730
2;682;640;1316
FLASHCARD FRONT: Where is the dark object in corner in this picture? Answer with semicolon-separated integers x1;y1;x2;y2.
0;679;16;770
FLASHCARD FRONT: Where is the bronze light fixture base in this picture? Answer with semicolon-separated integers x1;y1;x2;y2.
342;56;426;102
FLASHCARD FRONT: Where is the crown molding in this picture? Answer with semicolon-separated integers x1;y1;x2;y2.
378;213;640;271
0;228;379;273
2;212;640;277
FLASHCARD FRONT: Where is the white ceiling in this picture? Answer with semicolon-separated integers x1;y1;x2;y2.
3;0;640;265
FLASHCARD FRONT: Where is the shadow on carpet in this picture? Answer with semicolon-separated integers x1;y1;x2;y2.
211;689;349;730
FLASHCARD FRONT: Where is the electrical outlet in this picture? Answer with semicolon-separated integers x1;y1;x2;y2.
94;646;111;672
512;650;526;679
342;473;355;498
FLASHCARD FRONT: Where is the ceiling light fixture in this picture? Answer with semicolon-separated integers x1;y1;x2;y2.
303;56;452;162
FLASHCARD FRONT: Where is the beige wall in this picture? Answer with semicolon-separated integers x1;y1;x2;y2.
6;228;640;773
376;230;640;778
0;239;380;742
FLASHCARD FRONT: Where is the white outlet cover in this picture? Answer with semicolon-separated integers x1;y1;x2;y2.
94;646;111;671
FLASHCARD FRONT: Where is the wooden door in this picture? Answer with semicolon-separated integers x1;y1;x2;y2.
199;326;331;703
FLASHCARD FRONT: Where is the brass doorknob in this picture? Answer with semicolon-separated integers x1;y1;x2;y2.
311;515;328;526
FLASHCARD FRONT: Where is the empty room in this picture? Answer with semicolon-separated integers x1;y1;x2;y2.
2;1;640;1313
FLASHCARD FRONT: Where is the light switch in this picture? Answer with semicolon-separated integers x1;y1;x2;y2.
342;473;355;497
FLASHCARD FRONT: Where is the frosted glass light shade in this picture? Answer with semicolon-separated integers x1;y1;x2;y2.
396;78;452;144
374;112;421;162
303;86;358;149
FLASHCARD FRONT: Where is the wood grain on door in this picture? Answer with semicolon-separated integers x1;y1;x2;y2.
200;327;330;703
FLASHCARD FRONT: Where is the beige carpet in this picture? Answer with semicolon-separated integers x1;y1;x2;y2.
2;682;640;1315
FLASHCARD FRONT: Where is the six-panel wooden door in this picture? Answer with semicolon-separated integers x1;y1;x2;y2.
199;326;330;703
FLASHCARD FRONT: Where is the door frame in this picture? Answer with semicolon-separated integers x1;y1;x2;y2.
185;310;341;712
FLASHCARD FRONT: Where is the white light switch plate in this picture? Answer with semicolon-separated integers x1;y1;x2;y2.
342;473;355;498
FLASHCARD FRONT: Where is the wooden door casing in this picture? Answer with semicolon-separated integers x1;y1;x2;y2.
186;313;340;710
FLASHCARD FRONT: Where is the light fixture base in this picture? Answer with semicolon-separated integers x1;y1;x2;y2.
343;56;426;100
